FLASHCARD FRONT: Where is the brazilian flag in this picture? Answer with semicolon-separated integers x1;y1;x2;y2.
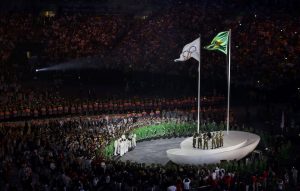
204;31;229;55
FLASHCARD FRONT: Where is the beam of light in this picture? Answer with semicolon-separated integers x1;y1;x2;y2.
35;57;100;72
35;68;48;72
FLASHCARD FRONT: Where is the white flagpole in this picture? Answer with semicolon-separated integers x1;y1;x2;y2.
197;35;201;134
226;29;231;134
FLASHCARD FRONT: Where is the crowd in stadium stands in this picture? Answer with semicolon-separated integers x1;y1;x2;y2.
0;1;299;86
0;13;130;62
1;2;300;119
0;96;226;121
0;0;300;190
0;109;298;190
0;110;196;189
0;1;299;120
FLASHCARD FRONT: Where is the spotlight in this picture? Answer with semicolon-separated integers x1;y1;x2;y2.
35;69;39;72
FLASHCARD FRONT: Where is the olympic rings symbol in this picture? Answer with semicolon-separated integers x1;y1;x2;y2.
182;46;197;60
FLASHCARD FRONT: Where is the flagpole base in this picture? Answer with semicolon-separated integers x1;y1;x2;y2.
166;131;260;165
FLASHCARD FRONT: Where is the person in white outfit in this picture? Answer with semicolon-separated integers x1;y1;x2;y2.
183;177;191;190
118;138;123;156
132;134;137;147
119;140;123;156
127;138;131;151
114;139;118;156
124;138;128;154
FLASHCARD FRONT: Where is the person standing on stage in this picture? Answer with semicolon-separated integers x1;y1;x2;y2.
197;133;202;149
192;133;197;148
211;132;216;149
203;133;208;150
216;131;220;148
132;133;137;148
220;131;224;147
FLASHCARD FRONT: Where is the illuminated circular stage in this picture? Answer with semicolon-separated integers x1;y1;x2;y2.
166;131;260;165
119;131;260;165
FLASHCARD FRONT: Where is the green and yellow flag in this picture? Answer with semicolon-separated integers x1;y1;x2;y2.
204;31;229;55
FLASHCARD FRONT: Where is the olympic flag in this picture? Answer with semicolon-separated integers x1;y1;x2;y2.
174;38;200;62
174;36;201;134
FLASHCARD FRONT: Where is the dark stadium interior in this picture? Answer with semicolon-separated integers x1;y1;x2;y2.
0;0;300;190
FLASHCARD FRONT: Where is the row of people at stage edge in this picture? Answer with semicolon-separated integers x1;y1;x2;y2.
0;96;225;121
0;109;229;166
193;131;224;150
113;133;137;156
0;110;227;138
0;109;230;129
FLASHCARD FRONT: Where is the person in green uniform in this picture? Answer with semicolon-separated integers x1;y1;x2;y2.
220;131;224;147
203;133;208;150
192;133;197;148
215;131;220;148
217;131;221;148
211;132;216;149
197;133;202;149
